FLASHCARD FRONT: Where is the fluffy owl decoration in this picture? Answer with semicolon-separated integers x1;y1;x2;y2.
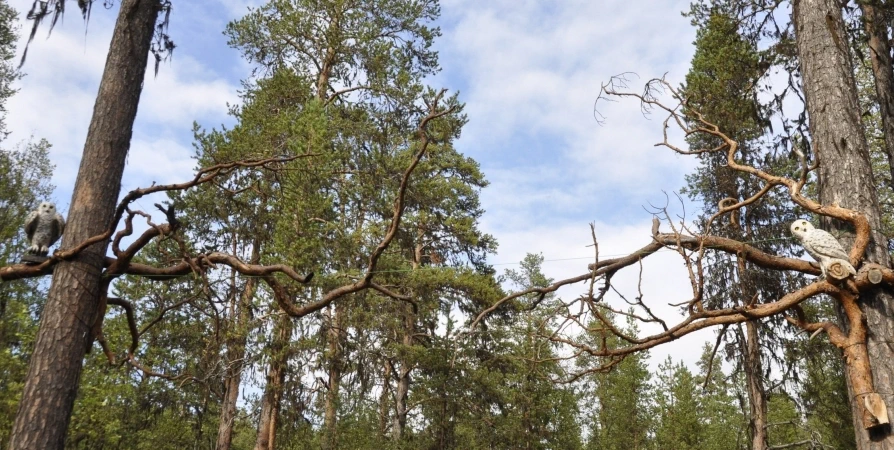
790;219;856;280
24;202;65;256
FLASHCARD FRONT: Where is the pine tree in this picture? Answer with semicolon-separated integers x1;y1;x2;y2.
653;357;703;450
682;10;804;449
584;315;652;450
793;1;894;446
408;255;579;449
695;344;743;450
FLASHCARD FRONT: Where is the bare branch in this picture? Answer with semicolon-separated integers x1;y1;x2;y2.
107;297;139;356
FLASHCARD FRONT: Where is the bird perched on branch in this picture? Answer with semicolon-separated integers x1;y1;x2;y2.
24;201;65;256
790;219;856;280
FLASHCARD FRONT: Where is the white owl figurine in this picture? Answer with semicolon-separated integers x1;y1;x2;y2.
24;202;65;256
790;219;856;279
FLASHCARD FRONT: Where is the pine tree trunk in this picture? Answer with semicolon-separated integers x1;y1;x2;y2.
860;1;894;185
215;268;258;450
393;234;425;442
7;1;160;448
392;307;414;441
323;303;343;450
379;361;392;438
744;320;768;450
793;1;894;447
254;313;291;450
216;369;242;450
435;393;456;450
393;364;410;441
737;257;769;450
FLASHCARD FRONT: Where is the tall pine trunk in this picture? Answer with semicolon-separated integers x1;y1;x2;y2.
323;302;343;450
793;1;894;447
378;361;392;438
8;1;160;448
215;250;259;450
738;258;769;450
744;320;768;450
392;307;414;441
393;232;425;441
254;313;292;450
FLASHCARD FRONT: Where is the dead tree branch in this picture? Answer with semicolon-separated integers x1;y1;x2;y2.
468;76;891;409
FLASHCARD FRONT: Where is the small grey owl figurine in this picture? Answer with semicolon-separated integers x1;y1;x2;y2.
790;219;856;279
24;202;65;256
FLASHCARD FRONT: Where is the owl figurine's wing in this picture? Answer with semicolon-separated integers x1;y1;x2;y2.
805;229;851;261
52;213;65;242
23;210;39;240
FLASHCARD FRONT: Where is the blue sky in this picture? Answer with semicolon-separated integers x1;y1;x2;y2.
5;0;712;368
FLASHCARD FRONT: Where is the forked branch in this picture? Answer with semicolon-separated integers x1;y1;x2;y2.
469;76;888;395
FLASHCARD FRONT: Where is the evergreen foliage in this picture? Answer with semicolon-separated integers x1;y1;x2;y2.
0;0;888;448
583;315;651;450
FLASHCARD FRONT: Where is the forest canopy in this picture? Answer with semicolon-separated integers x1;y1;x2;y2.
1;1;894;450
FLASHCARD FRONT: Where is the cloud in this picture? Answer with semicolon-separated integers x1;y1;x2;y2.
138;53;238;127
434;0;699;228
4;0;242;211
123;136;197;189
209;0;265;22
489;216;714;371
4;2;113;190
434;0;712;368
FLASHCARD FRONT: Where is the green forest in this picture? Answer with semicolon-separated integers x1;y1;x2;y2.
1;0;894;449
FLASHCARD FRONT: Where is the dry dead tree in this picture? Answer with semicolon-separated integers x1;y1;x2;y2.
471;75;892;430
0;91;455;381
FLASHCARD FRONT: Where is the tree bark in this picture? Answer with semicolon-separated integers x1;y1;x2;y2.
322;302;343;450
392;306;414;442
215;260;259;450
793;0;894;447
393;231;425;441
737;257;769;450
378;361;392;438
8;1;160;448
254;313;292;450
744;320;769;450
860;1;894;186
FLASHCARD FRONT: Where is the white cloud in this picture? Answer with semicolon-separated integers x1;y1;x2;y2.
139;54;239;128
435;0;699;226
211;0;265;20
489;216;714;371
434;0;712;369
5;3;113;191
4;1;242;211
123;136;197;188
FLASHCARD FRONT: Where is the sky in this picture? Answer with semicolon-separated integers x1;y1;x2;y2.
4;0;714;370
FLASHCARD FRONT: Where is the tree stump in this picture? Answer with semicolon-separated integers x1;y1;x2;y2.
863;393;890;429
827;261;853;281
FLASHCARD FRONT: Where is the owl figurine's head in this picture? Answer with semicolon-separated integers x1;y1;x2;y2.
790;219;814;240
38;202;55;213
